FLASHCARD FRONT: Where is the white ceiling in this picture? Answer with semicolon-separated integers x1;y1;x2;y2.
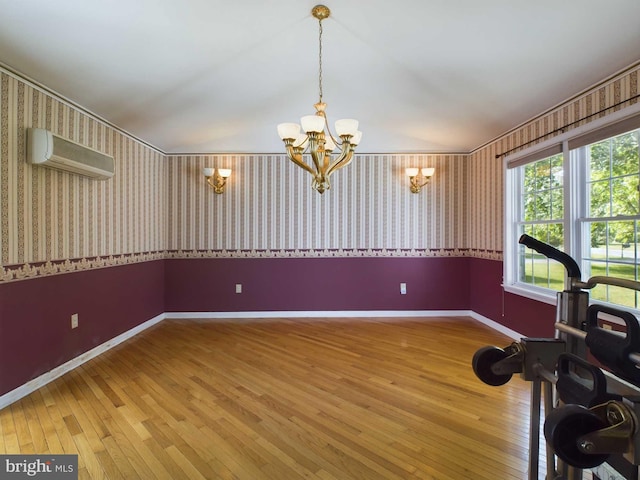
1;0;639;154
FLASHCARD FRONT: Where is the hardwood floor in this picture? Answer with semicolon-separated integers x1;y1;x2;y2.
1;317;539;479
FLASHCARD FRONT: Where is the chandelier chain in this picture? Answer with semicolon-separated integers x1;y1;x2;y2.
318;18;323;103
277;5;360;195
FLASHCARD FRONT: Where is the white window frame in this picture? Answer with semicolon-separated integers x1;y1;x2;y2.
503;103;640;308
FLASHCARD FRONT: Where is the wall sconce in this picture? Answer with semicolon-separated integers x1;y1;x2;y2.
203;167;232;194
406;167;435;193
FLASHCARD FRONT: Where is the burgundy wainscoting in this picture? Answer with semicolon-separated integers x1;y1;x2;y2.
503;292;556;338
164;256;470;313
0;260;165;397
469;257;504;322
469;257;556;337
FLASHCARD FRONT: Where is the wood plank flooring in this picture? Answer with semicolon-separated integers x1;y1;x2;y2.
1;317;541;479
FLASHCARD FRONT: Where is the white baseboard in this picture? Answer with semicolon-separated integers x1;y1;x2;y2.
469;311;523;340
165;310;474;319
0;309;523;410
0;313;166;411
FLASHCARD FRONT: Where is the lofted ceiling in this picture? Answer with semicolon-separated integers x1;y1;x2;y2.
1;0;639;154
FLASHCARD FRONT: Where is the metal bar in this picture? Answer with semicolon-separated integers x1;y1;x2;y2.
555;322;587;340
495;93;640;158
585;276;640;292
543;381;557;480
529;380;541;480
555;322;640;365
536;365;558;385
567;465;583;480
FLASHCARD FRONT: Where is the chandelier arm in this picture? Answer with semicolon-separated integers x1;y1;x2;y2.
330;151;355;175
288;156;315;175
326;142;353;176
308;134;325;175
323;151;331;172
284;144;315;175
326;128;345;148
319;110;348;148
321;135;331;172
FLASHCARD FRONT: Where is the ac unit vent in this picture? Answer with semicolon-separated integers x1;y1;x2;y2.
26;128;115;180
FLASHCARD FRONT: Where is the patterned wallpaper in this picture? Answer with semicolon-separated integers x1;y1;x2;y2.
467;65;640;255
0;71;166;281
165;153;467;256
1;62;638;282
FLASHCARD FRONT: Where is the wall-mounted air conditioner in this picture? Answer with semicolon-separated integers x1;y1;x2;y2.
26;128;115;180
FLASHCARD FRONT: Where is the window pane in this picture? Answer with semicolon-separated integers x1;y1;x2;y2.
589;180;610;217
584;219;639;308
607;267;638;309
534;161;550;190
519;223;564;290
586;259;638;309
588;222;606;259
519;224;535;284
535;191;551;220
611;131;639;176
529;224;550;286
524;164;536;190
550;156;563;188
586;220;636;260
521;155;564;221
522;193;537;221
611;176;639;216
608;220;635;255
589;140;610;181
586;260;608;301
589;129;640;218
551;188;563;219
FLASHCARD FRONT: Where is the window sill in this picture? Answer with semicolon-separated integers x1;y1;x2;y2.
503;283;640;323
503;283;558;306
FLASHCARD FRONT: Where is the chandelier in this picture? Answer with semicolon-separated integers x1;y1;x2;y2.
277;5;362;194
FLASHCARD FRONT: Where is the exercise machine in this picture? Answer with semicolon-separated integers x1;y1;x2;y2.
473;234;640;479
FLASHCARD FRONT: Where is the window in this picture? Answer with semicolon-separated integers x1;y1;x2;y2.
518;153;565;291
505;110;640;310
580;129;640;308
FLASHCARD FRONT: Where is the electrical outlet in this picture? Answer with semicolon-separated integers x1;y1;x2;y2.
235;284;242;294
71;313;79;329
400;283;407;295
